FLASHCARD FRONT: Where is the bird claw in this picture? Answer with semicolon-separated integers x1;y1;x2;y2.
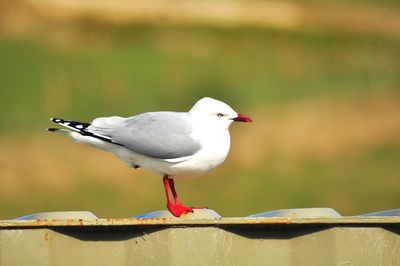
167;203;194;217
192;206;209;210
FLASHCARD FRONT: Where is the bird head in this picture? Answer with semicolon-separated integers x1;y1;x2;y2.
189;97;252;129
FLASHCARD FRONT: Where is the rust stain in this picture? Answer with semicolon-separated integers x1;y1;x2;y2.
43;231;50;241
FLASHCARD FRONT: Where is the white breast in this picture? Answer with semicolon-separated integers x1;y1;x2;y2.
167;128;231;179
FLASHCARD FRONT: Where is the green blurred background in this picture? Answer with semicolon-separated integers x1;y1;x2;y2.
0;0;399;219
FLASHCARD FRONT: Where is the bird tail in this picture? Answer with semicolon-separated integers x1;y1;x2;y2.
47;118;93;142
47;117;121;146
48;118;91;132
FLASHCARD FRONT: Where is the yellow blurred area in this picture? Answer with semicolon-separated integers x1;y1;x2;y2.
233;93;400;166
3;0;400;38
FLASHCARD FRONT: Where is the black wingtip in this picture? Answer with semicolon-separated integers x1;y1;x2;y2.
50;118;64;123
47;128;59;132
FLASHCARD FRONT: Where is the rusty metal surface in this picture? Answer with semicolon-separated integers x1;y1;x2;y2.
0;218;399;266
1;212;399;266
1;216;400;228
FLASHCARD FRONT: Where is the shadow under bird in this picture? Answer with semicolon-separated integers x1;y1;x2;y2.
48;97;252;217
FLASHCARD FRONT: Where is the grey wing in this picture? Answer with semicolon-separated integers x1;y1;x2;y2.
90;112;201;159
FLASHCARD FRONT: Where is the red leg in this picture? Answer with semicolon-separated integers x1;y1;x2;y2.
168;178;182;206
162;175;173;206
163;174;193;217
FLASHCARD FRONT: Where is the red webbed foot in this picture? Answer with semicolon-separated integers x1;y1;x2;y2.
167;203;194;217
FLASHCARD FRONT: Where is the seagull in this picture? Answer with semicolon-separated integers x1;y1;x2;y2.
48;97;252;217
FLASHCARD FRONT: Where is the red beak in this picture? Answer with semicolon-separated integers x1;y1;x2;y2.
233;113;252;122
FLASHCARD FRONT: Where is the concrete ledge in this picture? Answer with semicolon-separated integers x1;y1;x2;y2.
0;216;399;266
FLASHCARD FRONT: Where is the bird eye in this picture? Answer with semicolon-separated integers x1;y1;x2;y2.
217;113;224;117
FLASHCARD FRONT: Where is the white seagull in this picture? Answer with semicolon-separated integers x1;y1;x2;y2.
48;97;252;217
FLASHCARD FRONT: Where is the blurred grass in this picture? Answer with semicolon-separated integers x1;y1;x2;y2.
0;13;400;218
1;26;399;131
